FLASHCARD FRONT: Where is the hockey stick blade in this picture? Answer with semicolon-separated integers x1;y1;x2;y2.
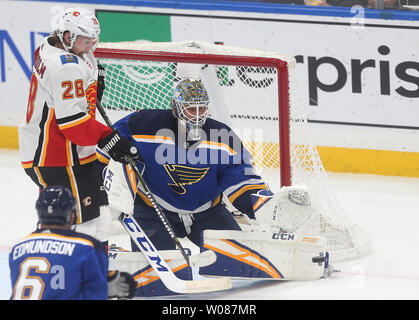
119;213;232;294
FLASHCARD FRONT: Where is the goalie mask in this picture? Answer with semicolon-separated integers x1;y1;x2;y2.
36;186;77;226
55;8;100;52
171;79;210;141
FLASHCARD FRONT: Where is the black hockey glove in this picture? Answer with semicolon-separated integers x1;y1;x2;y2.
98;130;139;164
97;63;106;103
108;271;137;299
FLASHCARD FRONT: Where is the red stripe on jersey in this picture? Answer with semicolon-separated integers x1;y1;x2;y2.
21;160;33;168
59;116;112;146
31;110;112;167
38;108;70;166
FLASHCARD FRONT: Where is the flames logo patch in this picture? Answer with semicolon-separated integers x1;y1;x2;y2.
85;81;98;117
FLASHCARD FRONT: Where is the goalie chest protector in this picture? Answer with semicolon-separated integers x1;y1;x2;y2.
104;109;266;214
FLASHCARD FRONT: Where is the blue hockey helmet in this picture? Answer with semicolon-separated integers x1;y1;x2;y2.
36;186;77;226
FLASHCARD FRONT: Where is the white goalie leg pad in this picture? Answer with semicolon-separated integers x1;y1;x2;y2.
95;206;112;242
75;206;111;242
200;229;328;281
253;184;315;233
103;159;137;216
108;248;193;297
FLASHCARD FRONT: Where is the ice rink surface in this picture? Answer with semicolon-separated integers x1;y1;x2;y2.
1;148;419;300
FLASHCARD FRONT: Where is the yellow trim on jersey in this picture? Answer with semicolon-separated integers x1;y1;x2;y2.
66;167;81;224
65;139;72;166
58;114;91;130
96;151;110;164
199;140;237;155
33;167;47;188
39;108;55;167
136;189;153;207
212;194;221;207
79;153;97;165
132;135;174;144
228;184;268;204
125;164;138;195
23;233;94;247
21;161;34;169
132;135;236;156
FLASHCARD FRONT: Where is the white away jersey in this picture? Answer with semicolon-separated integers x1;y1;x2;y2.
18;36;112;168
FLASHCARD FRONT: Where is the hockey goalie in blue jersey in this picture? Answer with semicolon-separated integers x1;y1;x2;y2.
98;78;332;295
9;186;136;300
98;79;269;249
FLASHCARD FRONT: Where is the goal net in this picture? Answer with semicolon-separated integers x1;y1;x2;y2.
95;40;371;262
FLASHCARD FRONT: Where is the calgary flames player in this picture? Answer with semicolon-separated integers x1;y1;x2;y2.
18;8;138;246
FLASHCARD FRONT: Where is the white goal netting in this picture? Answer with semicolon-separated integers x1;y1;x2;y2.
96;40;371;262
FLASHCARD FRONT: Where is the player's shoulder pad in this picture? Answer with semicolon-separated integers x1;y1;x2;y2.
203;117;243;152
127;109;175;135
51;229;107;255
48;55;84;81
60;54;79;65
204;117;233;131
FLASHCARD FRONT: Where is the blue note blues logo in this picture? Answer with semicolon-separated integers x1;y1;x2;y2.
163;165;209;194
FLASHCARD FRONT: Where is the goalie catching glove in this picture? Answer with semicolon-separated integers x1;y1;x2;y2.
108;270;137;299
98;130;139;164
250;184;314;233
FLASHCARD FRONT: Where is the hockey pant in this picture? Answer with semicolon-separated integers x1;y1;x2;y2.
130;199;241;251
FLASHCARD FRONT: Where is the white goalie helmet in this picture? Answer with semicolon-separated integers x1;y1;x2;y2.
170;79;210;140
55;8;100;51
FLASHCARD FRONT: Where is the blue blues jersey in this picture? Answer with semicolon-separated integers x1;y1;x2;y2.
9;228;108;300
97;110;268;217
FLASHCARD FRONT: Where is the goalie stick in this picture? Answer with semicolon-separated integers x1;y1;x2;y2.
119;213;232;294
96;100;190;266
109;244;218;268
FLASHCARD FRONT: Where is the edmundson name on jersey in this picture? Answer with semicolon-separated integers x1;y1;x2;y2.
12;239;76;260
